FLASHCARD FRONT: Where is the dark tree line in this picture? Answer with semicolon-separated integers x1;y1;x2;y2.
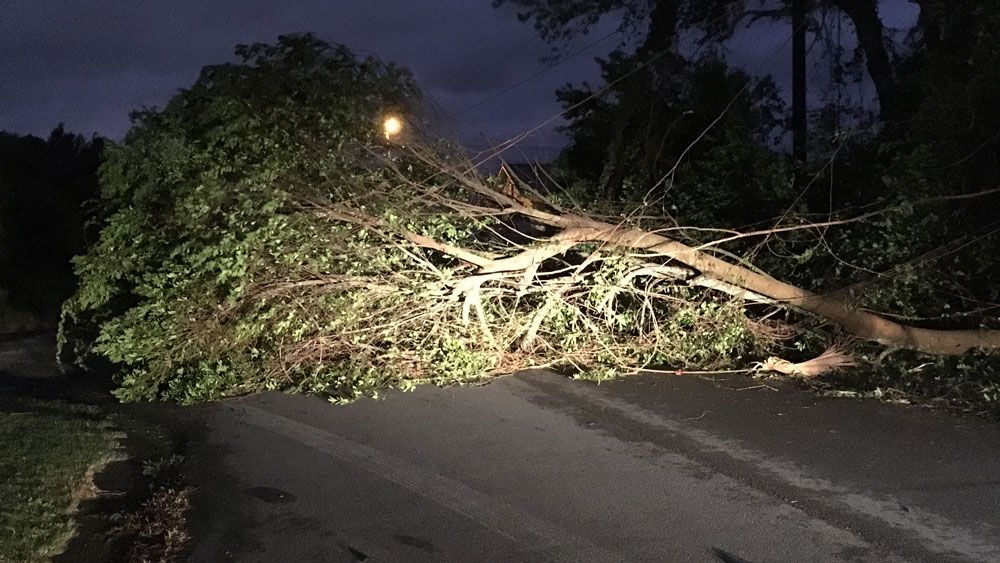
0;125;103;325
497;0;1000;206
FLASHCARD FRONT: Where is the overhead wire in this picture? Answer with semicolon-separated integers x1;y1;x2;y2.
451;27;623;118
481;4;804;165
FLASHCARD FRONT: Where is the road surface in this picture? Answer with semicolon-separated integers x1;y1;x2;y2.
4;334;1000;562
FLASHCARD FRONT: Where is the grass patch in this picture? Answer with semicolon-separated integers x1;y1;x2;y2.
0;398;120;561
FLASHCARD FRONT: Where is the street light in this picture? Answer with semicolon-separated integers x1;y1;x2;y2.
383;115;403;140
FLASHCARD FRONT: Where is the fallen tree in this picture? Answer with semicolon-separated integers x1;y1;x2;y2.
392;152;1000;356
60;35;1000;406
303;145;1000;362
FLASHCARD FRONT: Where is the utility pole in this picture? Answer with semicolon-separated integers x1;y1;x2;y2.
791;0;808;163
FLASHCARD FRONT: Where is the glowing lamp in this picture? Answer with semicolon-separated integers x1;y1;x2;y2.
383;116;403;140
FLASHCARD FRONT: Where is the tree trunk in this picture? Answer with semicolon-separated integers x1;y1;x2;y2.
835;0;897;121
639;0;680;56
598;0;682;200
507;211;1000;355
390;147;1000;357
792;0;808;162
599;125;628;200
444;166;1000;355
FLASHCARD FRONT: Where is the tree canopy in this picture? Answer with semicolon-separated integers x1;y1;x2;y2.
62;34;423;400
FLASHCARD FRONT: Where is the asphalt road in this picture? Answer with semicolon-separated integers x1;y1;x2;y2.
5;334;1000;562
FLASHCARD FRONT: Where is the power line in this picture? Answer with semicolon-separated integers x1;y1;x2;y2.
464;6;796;167
452;28;622;118
463;144;564;150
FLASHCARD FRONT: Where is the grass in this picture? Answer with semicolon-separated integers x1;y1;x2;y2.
0;398;120;562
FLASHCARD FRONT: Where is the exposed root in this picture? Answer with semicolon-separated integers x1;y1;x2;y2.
759;346;859;378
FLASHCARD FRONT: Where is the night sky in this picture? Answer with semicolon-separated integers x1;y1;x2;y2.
1;1;918;158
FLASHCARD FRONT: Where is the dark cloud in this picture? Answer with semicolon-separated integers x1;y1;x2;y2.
0;0;616;157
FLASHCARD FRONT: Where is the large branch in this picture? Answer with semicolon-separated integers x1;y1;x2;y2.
575;224;1000;355
389;149;1000;355
473;201;1000;355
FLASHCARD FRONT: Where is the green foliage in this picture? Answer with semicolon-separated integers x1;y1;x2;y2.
61;34;426;402
66;35;593;404
430;337;491;384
